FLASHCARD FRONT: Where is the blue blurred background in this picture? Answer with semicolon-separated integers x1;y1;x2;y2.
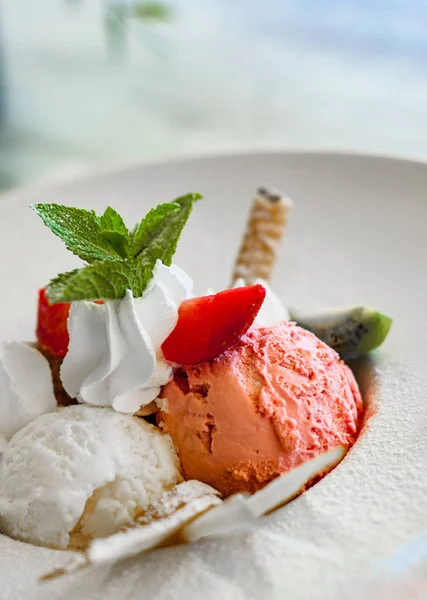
1;0;426;189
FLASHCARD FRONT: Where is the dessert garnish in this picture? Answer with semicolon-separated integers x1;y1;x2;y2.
231;187;292;285
162;284;266;364
33;197;268;413
32;196;204;413
32;194;201;304
289;306;393;360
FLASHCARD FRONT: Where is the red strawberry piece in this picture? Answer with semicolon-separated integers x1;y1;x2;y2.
162;284;266;365
36;288;71;358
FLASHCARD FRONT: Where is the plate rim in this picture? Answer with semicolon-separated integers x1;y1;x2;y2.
2;148;427;207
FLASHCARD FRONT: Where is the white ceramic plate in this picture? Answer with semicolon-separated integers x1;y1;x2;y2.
0;152;426;600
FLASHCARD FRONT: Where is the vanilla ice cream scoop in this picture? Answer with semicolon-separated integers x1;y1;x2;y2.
0;405;182;549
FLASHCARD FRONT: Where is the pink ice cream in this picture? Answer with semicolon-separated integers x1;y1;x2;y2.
160;322;362;497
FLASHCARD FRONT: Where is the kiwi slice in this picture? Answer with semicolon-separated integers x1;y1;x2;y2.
289;306;392;360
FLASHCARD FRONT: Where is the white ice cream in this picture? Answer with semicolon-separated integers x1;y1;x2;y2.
0;404;182;549
232;278;290;326
61;261;193;414
0;341;57;440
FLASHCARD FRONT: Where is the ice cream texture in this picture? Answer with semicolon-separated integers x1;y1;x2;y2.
0;405;182;549
160;321;362;497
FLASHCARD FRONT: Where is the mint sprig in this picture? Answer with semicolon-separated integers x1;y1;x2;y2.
32;193;201;303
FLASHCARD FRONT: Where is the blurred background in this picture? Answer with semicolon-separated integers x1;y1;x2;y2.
1;0;427;191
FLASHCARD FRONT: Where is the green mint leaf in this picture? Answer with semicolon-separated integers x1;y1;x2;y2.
100;231;130;259
99;207;128;235
46;270;81;304
132;193;202;266
31;204;123;263
46;259;154;303
130;202;180;257
99;207;130;258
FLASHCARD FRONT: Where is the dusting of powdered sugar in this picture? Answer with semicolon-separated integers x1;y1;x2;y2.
258;354;427;599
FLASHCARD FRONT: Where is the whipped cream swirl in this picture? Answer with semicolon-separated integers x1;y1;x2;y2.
61;261;193;414
0;342;57;441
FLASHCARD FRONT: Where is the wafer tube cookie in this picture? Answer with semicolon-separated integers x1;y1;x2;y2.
231;187;292;285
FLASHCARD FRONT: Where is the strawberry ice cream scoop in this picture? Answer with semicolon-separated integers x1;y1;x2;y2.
159;322;362;497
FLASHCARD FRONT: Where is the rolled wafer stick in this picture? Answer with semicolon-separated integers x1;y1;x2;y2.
231;187;292;286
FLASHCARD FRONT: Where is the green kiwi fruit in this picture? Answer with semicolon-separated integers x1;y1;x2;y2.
289;306;392;360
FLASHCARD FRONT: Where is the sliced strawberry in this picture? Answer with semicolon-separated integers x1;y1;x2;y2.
36;289;71;357
162;284;266;365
